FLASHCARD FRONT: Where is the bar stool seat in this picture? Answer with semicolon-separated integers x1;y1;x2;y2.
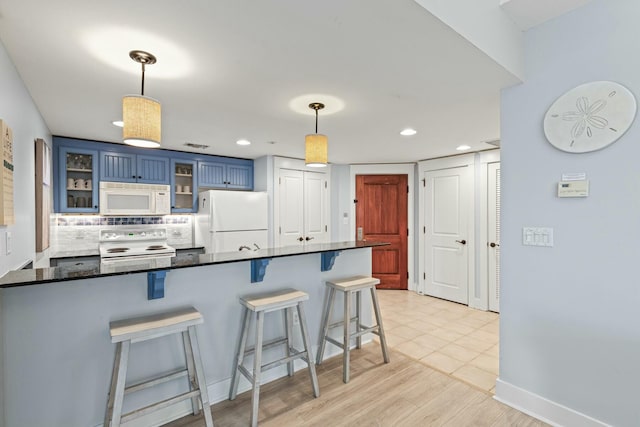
229;288;319;427
316;276;390;383
104;307;213;427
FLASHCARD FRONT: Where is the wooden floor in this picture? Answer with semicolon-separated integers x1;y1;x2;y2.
168;344;546;426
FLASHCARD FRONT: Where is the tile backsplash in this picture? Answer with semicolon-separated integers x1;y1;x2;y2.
50;214;193;254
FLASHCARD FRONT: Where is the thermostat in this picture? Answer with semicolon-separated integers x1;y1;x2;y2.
557;180;589;198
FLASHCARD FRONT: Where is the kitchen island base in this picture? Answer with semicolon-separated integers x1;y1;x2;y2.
1;247;374;427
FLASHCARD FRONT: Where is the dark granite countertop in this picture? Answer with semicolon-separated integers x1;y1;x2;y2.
0;241;387;289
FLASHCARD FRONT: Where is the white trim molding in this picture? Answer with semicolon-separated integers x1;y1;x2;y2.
495;379;611;427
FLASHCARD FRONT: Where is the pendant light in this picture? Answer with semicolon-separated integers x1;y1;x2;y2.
123;50;161;148
305;102;328;167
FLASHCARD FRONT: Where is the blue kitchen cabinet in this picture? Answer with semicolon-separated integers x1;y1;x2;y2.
57;146;99;213
170;159;197;212
100;151;170;184
198;160;253;190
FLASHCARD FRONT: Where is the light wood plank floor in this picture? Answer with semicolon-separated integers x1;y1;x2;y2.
168;344;545;426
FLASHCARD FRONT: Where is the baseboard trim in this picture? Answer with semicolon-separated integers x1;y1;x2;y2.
494;378;610;427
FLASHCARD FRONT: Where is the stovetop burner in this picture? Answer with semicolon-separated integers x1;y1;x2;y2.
146;246;167;251
107;248;129;253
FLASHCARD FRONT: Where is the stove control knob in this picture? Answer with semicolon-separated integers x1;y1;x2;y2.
140;232;146;237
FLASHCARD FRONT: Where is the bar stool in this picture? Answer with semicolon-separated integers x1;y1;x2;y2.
104;307;213;427
229;288;320;427
316;276;390;383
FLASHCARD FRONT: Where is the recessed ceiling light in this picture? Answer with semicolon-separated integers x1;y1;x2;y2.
112;120;123;127
400;128;417;136
456;144;471;151
236;139;251;146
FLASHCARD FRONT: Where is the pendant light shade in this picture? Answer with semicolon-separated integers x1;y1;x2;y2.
123;50;161;148
305;133;328;167
305;102;328;167
123;95;161;148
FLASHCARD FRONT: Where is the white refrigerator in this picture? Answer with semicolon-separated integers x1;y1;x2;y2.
195;190;269;253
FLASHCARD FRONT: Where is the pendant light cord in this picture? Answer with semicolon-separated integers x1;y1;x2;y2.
140;63;146;96
315;108;318;133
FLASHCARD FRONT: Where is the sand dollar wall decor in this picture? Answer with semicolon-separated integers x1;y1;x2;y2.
543;81;636;153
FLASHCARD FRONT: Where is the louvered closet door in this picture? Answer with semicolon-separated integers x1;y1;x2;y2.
488;162;501;312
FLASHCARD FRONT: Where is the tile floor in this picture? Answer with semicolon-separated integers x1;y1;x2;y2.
375;289;499;394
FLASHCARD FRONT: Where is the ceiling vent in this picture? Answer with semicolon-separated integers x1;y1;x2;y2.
183;142;210;149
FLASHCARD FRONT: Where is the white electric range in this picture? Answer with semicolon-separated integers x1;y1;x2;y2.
99;228;176;272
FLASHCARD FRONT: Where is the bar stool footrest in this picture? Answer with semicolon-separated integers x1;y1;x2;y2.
243;337;289;356
121;390;201;424
125;368;189;395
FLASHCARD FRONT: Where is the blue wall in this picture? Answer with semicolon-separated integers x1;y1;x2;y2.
500;1;640;425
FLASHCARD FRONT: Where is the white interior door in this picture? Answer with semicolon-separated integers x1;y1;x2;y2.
278;169;304;246
303;171;328;243
488;162;501;312
424;166;471;304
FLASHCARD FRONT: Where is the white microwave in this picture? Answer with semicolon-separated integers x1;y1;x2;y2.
99;182;171;216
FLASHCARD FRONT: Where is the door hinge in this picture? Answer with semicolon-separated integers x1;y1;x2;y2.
279;177;281;185
423;272;426;280
279;226;281;234
325;225;327;232
423;226;426;234
422;178;426;187
407;185;409;193
354;199;358;203
325;181;327;189
407;272;409;279
407;229;409;236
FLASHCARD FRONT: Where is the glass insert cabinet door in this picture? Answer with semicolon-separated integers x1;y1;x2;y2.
59;147;99;213
171;159;197;212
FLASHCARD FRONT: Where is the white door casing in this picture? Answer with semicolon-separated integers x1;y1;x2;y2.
488;162;501;312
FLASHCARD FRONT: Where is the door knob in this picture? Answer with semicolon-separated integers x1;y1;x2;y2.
297;237;304;242
305;236;314;241
455;239;467;245
489;242;500;248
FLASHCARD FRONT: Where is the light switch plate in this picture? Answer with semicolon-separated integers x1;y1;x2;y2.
6;231;11;255
522;227;554;247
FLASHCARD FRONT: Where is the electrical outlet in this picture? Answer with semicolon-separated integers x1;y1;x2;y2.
6;231;11;255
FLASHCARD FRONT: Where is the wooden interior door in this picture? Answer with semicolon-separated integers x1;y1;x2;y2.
424;166;470;304
356;175;408;289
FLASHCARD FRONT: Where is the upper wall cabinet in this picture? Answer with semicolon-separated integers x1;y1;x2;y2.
57;146;99;213
53;136;254;213
99;151;170;184
198;160;252;190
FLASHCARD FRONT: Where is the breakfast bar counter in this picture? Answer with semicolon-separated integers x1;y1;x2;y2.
0;242;384;427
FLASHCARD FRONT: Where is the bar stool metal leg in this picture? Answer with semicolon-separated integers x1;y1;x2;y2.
182;331;200;416
370;286;390;363
284;307;294;377
230;307;251;400
355;291;362;349
316;287;335;365
109;340;130;427
250;311;265;427
343;290;351;384
187;326;214;427
297;302;320;397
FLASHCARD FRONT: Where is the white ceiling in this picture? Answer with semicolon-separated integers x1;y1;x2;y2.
0;0;525;163
500;0;594;30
